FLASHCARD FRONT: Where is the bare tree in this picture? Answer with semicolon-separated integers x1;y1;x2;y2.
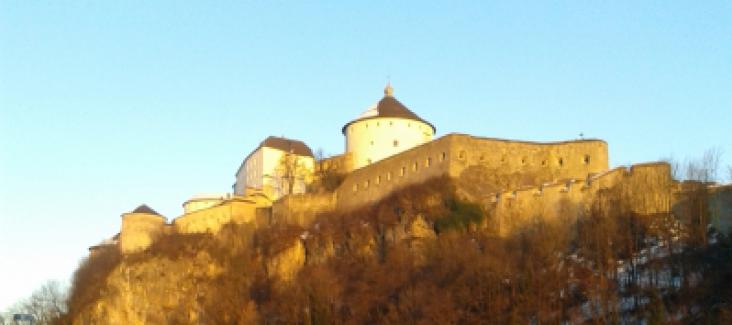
661;155;682;180
10;280;67;325
273;150;309;198
310;148;345;192
686;147;722;182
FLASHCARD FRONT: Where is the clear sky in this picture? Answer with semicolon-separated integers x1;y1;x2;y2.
1;1;731;311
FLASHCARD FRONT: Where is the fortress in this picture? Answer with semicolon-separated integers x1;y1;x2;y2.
91;84;729;255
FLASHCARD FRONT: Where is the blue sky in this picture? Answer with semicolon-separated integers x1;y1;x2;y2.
1;1;731;311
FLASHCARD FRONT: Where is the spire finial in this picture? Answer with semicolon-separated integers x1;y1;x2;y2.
384;81;394;97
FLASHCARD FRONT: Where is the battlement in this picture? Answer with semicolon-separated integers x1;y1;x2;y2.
489;161;673;235
336;133;609;211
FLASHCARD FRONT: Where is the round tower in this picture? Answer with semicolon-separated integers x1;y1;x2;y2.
343;84;435;171
119;204;166;254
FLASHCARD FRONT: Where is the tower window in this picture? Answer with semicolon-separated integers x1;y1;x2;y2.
393;140;399;147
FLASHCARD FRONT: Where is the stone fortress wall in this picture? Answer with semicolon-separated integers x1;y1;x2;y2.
489;162;673;236
336;133;609;211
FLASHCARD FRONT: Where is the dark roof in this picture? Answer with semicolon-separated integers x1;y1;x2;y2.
260;136;314;157
342;90;435;134
131;204;162;216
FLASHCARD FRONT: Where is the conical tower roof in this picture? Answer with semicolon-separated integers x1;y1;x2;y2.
342;84;435;134
131;204;162;216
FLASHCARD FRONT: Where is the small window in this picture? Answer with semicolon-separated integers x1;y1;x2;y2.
387;172;392;181
389;121;393;126
370;140;374;145
393;140;399;147
542;160;547;166
558;158;564;166
401;166;406;176
426;157;432;167
459;151;466;159
365;123;369;128
479;155;485;161
521;157;527;165
376;176;381;185
413;162;418;171
364;180;370;188
441;152;446;161
377;122;380;127
583;155;590;164
408;123;411;127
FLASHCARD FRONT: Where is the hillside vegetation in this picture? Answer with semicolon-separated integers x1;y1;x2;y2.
61;177;732;324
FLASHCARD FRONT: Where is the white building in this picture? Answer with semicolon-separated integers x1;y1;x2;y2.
234;136;315;200
342;84;435;170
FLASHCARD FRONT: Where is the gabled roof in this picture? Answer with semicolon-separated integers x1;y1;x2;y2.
260;136;314;157
131;204;162;216
342;84;436;134
236;136;314;176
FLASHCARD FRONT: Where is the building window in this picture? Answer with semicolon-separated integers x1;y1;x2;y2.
426;157;432;167
389;121;393;126
558;158;564;167
583;155;590;164
459;151;466;159
441;152;446;161
521;157;527;165
413;162;418;171
408;123;411;127
479;155;485;161
387;171;392;181
377;122;380;127
393;140;399;147
364;180;370;188
376;176;381;185
367;158;372;164
542;160;547;166
401;166;406;176
370;140;374;145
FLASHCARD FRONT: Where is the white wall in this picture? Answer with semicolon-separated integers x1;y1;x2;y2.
345;117;434;170
235;148;264;195
237;147;315;200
